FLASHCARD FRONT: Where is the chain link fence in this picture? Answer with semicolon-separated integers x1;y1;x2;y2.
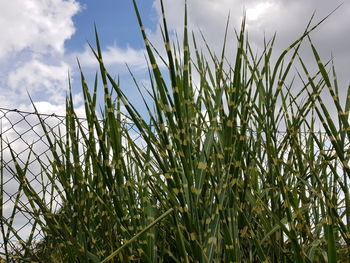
0;107;145;255
0;107;347;257
0;108;72;253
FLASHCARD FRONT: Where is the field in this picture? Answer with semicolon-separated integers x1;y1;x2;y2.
1;0;350;262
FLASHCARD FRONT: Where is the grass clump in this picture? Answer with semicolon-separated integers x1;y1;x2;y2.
1;0;350;262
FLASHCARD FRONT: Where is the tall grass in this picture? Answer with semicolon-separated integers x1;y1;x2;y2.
1;0;350;262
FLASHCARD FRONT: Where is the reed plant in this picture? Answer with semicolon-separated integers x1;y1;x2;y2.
1;0;350;262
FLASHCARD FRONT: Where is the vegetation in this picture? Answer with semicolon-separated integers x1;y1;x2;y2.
1;0;350;262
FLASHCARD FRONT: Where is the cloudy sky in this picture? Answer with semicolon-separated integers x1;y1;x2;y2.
0;0;349;115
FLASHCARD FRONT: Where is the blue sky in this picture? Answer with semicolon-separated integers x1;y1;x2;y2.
0;0;349;116
66;0;157;52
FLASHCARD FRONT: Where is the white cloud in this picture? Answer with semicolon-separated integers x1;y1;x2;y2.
246;2;275;22
148;0;349;91
0;0;80;109
8;60;70;101
150;0;348;53
75;44;147;70
0;0;80;59
18;99;86;118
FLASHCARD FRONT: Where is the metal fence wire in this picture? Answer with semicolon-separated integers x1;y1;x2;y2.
0;107;144;253
0;107;347;256
0;108;73;252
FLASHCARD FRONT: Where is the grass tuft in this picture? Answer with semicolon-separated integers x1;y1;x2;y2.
1;1;350;262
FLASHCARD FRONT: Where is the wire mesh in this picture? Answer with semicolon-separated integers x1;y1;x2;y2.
0;108;145;255
0;107;348;257
0;108;68;250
